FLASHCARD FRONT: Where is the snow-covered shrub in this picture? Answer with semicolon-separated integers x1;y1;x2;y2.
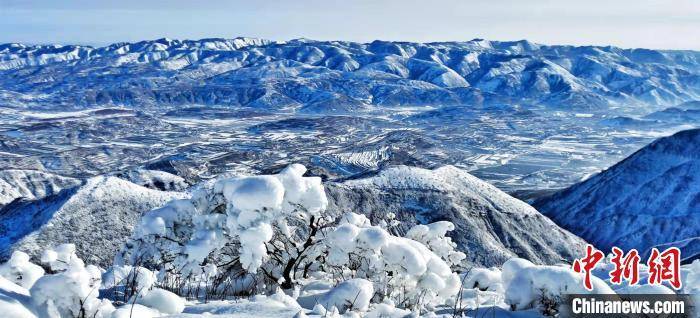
324;213;462;311
502;258;615;314
0;251;44;289
30;253;115;318
0;244;189;318
40;244;81;273
462;267;503;292
101;265;185;315
405;221;466;267
101;265;147;290
101;265;158;303
118;164;330;295
319;278;374;313
135;287;185;314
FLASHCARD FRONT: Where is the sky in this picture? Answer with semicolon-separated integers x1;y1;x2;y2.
1;0;699;50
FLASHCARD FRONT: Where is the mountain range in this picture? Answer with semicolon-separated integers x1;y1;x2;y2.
2;38;700;113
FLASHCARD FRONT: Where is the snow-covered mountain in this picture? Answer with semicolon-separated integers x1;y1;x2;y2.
326;165;586;267
534;129;700;261
2;38;700;111
0;175;184;266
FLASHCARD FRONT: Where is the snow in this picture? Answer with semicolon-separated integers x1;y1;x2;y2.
236;223;274;271
110;304;161;318
220;176;285;212
0;246;189;318
364;302;412;318
319;279;374;313
325;213;462;310
381;237;429;275
0;170;81;207
3;38;699;115
501;258;614;310
31;253;115;318
40;243;78;272
0;276;36;318
613;284;675;295
406;221;466;266
167;297;300;318
122;163;331;284
463;267;504;292
120;169;188;191
137;288;186;314
0;251;44;289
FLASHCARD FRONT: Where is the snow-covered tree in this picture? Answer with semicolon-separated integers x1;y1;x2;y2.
118;164;466;312
118;164;331;295
324;212;464;311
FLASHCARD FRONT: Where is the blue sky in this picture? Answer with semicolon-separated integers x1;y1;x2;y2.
1;0;699;50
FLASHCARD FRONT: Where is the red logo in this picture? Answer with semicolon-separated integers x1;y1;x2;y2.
647;247;682;290
573;245;682;290
609;247;640;286
573;244;605;291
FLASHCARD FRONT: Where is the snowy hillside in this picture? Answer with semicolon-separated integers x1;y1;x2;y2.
326;165;587;266
0;170;81;207
0;175;184;266
2;38;700;111
534;129;700;260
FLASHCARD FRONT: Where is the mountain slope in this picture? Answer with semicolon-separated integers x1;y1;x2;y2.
326;165;587;267
0;176;185;266
0;170;81;207
2;38;699;112
534;129;700;259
